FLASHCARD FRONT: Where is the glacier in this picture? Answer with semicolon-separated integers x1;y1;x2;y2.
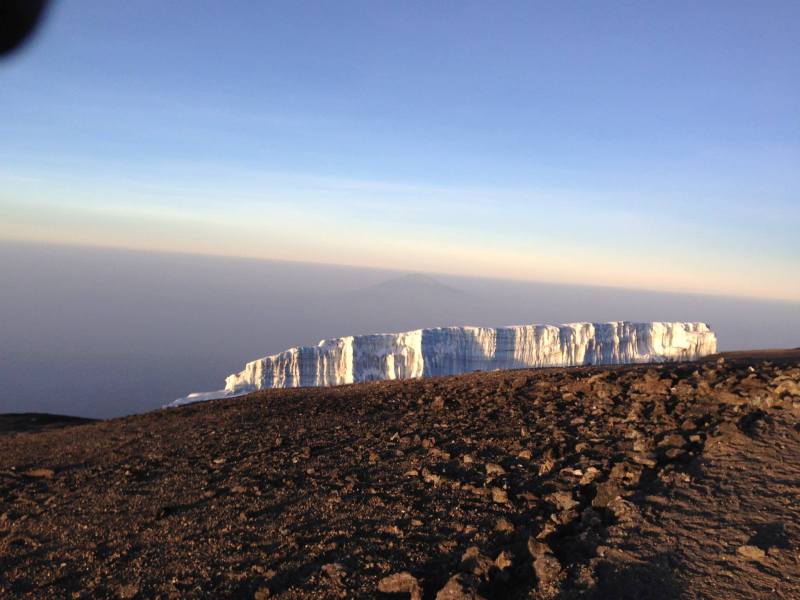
169;321;717;407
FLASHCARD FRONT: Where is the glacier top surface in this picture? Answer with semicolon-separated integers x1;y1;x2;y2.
170;321;716;407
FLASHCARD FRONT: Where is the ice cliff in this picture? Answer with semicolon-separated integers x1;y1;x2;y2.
170;321;717;406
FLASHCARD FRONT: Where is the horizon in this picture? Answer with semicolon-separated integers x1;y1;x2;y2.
2;1;799;301
7;237;800;306
2;239;799;418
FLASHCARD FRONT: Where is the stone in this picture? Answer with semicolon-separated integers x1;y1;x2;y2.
538;455;555;475
737;545;766;561
629;453;657;468
485;463;506;476
494;550;513;570
377;572;422;600
774;379;800;397
460;546;494;578
422;469;442;486
592;481;621;508
608;497;639;524
536;521;556;541
533;554;562;588
429;448;451;460
25;468;55;479
491;487;509;504
546;491;578;511
527;538;551;558
321;562;347;582
435;573;485;599
494;517;514;533
657;434;686;448
579;467;599;485
528;539;562;589
612;461;642;486
663;448;686;461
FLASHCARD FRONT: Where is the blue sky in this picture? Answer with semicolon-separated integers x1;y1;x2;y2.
1;1;798;300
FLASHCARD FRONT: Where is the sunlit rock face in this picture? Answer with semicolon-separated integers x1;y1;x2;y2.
170;322;716;406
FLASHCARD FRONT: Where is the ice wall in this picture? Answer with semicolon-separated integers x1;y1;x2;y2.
170;322;716;406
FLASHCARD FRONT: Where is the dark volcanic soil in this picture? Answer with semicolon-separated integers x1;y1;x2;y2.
1;351;799;599
0;414;97;435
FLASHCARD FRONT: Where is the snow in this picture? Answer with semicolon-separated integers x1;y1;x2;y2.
168;321;717;407
168;389;249;407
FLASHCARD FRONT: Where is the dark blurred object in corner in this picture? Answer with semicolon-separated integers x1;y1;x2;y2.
1;0;49;57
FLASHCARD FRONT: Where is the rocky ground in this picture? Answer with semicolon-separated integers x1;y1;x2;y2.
1;350;799;599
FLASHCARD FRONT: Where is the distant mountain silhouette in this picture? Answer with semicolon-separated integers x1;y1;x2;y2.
365;273;465;297
0;413;97;435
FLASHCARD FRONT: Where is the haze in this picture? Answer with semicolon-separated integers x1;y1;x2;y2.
1;241;797;418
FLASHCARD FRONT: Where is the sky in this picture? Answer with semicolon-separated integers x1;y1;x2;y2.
1;1;798;300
